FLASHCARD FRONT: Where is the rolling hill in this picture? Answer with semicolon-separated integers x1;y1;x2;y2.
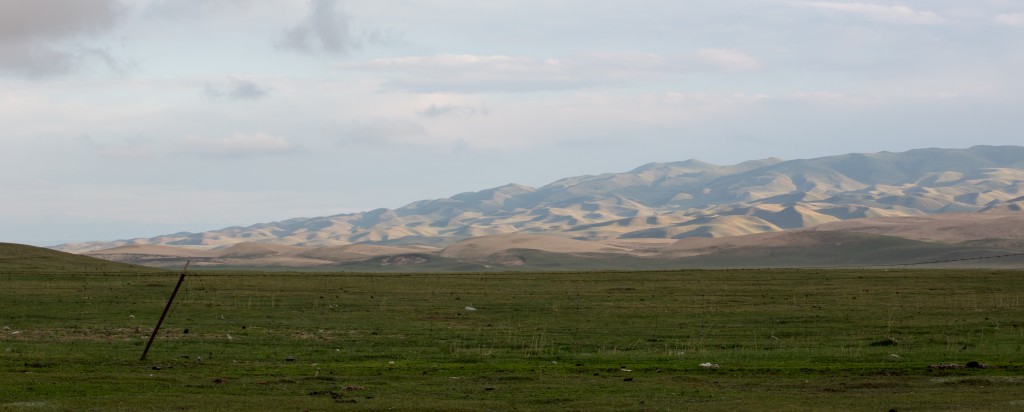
75;211;1024;270
0;243;164;274
53;145;1024;270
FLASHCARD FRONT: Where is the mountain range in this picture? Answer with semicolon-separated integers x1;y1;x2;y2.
57;145;1024;270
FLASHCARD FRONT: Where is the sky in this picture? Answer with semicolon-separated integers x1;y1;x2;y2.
2;0;1023;246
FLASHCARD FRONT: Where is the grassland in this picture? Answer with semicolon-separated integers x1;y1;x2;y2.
2;244;1024;410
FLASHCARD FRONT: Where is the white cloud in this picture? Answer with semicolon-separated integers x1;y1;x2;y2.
183;133;296;157
336;118;429;146
418;104;489;118
994;12;1024;28
100;134;298;159
798;2;947;25
394;92;775;151
100;138;159;159
351;54;581;93
349;51;761;93
694;49;762;72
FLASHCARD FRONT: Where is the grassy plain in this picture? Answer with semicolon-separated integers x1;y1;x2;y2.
3;247;1024;410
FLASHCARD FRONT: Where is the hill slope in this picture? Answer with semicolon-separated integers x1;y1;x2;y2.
75;210;1024;270
0;243;164;274
56;145;1024;256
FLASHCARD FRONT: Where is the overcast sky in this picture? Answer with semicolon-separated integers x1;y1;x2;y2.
2;0;1023;245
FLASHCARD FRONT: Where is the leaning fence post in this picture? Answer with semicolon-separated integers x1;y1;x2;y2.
140;260;189;361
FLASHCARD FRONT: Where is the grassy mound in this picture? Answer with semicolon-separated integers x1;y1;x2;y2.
0;243;164;274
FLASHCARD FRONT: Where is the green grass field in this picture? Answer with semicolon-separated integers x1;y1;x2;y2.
3;244;1024;410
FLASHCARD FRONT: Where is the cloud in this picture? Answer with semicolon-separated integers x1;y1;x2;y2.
694;49;763;72
0;43;128;78
99;138;159;159
183;133;296;158
277;0;356;54
0;0;125;41
0;42;75;78
351;54;582;93
994;13;1024;28
99;134;297;159
418;104;489;118
204;79;270;100
0;0;126;78
141;0;260;20
349;51;761;93
336;119;429;146
797;2;947;25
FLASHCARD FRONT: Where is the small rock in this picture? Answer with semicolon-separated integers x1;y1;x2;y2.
183;328;189;334
286;357;296;362
966;361;983;369
929;363;963;369
699;362;720;369
151;365;161;370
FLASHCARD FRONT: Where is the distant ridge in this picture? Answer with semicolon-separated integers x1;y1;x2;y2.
57;146;1024;262
75;210;1024;270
